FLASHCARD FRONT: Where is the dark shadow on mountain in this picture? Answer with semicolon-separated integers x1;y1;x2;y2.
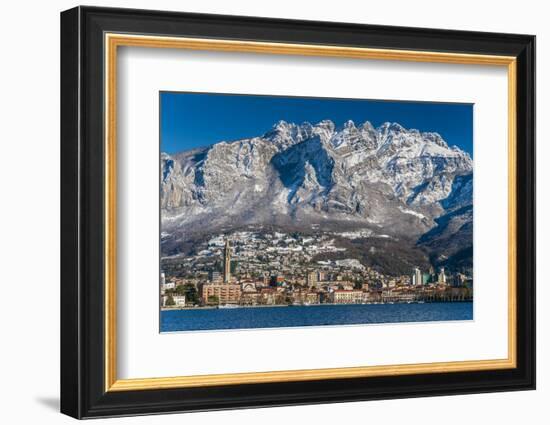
406;180;430;204
161;157;174;182
190;154;213;208
432;245;474;271
441;172;473;210
270;137;334;203
192;148;209;165
418;205;472;244
418;204;473;272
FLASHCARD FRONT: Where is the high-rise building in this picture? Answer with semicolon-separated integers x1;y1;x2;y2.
306;271;318;287
428;266;436;282
159;272;166;298
413;267;422;286
438;267;447;284
223;238;231;283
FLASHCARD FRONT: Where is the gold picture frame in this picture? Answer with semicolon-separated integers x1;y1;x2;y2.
104;33;517;392
61;6;535;419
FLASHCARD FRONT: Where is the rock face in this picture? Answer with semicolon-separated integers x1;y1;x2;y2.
161;119;473;269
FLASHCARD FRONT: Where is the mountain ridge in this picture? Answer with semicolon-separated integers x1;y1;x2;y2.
160;119;473;272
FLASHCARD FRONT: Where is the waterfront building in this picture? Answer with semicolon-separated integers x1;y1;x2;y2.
172;295;186;306
305;291;320;304
361;291;372;303
330;289;363;304
260;288;284;305
201;283;241;305
292;290;320;305
241;290;261;305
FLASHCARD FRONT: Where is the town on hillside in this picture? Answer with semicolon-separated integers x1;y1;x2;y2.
160;232;473;309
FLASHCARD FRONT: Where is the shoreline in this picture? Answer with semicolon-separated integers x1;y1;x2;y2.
161;300;473;312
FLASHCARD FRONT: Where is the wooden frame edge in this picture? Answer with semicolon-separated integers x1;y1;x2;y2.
105;32;118;391
108;358;516;391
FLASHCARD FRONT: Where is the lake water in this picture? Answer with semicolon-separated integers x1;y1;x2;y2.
160;302;473;332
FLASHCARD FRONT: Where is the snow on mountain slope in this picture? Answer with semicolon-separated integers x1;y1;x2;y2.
160;119;473;260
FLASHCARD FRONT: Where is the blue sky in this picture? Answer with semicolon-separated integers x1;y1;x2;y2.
160;92;473;156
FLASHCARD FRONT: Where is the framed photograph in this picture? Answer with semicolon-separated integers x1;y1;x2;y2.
60;6;536;419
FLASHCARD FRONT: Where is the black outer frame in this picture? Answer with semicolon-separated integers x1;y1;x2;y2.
60;6;536;419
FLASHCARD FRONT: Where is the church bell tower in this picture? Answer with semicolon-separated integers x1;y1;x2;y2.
223;238;231;283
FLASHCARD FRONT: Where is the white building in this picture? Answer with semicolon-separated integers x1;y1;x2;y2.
163;281;176;290
412;267;422;286
172;295;186;306
438;267;447;284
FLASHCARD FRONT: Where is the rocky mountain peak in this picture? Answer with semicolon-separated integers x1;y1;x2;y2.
161;118;473;266
161;117;473;273
343;119;357;129
378;121;406;134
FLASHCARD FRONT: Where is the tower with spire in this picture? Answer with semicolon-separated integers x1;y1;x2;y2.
223;238;231;283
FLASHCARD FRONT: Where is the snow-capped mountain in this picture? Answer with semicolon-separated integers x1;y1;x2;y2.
161;119;473;269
